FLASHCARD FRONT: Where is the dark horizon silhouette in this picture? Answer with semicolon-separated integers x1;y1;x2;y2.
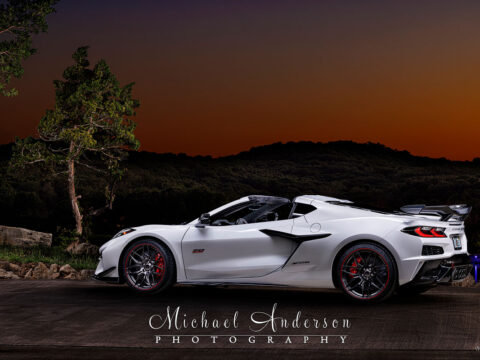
1;139;480;254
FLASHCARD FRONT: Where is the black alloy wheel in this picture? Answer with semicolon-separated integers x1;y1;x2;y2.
336;243;397;302
122;239;175;293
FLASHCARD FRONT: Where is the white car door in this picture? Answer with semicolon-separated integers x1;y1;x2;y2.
182;219;296;280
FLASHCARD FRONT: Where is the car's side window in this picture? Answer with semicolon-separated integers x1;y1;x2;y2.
210;202;257;226
289;203;317;218
257;202;292;222
210;201;294;226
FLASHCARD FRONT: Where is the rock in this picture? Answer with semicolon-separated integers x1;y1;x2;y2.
63;272;77;280
32;262;49;279
19;265;28;277
49;264;59;273
452;274;476;287
50;272;60;280
0;225;52;247
45;264;60;280
59;264;76;276
20;264;34;277
66;242;99;256
8;263;20;273
0;260;94;280
0;268;20;279
78;269;94;280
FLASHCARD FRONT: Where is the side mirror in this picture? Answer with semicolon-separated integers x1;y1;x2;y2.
195;213;211;228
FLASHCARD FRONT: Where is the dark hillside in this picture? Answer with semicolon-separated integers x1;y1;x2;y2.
1;141;479;251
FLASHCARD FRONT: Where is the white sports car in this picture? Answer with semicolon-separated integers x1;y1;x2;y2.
94;195;472;302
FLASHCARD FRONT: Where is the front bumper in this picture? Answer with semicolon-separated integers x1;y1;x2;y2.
92;266;121;284
410;254;472;286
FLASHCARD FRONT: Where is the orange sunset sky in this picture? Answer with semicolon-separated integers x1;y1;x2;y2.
1;0;480;160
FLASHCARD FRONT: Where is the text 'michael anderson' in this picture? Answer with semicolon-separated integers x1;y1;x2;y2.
149;303;351;345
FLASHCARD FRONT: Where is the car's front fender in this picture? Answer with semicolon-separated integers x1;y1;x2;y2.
95;225;190;281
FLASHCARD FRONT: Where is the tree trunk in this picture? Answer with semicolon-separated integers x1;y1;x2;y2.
68;156;83;235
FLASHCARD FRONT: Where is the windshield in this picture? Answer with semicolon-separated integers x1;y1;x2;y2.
209;196;292;226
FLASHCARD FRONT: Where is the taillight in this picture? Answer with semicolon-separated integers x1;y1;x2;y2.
402;226;446;238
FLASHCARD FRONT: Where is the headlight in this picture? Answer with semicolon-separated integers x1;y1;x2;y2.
113;228;136;239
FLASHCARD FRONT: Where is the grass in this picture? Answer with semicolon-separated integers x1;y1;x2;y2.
0;245;98;270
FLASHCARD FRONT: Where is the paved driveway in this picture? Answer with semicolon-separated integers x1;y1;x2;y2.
0;280;479;359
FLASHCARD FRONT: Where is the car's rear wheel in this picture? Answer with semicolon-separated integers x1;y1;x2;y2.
122;239;175;294
335;243;397;303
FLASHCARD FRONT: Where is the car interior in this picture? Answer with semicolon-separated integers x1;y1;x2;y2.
209;196;316;226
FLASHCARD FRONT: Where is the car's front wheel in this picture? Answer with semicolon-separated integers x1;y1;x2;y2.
335;243;397;303
122;239;175;294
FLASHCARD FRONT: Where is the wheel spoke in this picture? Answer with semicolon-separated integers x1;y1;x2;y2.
365;280;372;294
130;251;143;263
134;273;145;286
345;276;361;290
342;269;360;276
370;279;382;290
365;252;373;267
375;275;385;286
128;267;142;275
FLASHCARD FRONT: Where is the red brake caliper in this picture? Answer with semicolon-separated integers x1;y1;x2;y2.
350;257;362;278
155;254;165;278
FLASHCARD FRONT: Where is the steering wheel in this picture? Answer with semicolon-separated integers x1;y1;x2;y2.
256;211;279;222
236;218;248;225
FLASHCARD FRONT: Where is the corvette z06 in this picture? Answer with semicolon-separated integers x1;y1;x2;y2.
94;195;473;302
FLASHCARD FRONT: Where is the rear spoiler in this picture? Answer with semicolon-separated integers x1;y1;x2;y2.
400;204;472;221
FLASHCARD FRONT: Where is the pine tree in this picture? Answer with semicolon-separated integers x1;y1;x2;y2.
11;46;140;239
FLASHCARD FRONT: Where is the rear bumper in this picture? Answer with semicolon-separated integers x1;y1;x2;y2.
410;254;472;286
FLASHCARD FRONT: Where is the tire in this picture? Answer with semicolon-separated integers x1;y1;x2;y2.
122;239;175;294
335;243;398;303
